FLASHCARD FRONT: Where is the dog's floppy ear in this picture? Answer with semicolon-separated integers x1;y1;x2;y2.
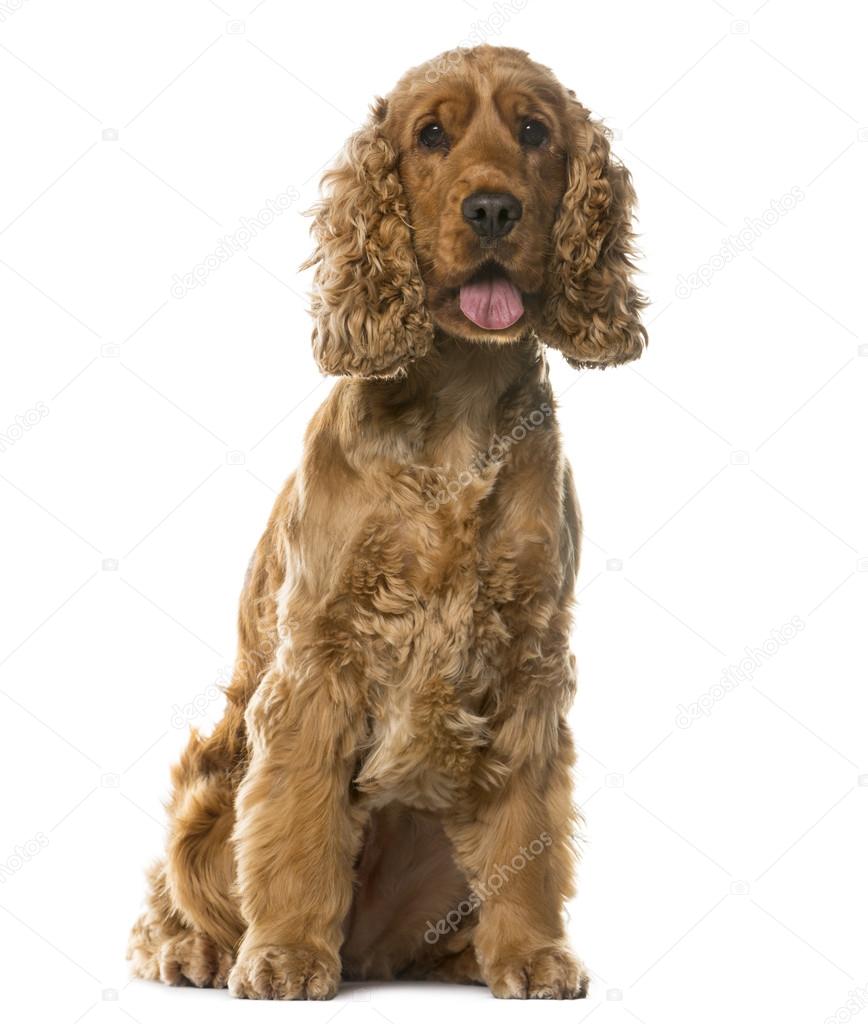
304;99;434;378
542;102;647;368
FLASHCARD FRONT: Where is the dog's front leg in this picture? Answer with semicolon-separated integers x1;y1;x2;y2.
228;669;366;1000
446;716;588;999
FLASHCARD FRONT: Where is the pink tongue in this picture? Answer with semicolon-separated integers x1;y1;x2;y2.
459;276;524;330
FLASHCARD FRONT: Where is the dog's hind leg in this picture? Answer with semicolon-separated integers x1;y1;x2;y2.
417;943;484;985
127;860;234;988
129;501;286;987
163;726;246;953
129;716;247;986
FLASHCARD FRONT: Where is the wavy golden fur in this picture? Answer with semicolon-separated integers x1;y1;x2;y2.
128;45;646;1000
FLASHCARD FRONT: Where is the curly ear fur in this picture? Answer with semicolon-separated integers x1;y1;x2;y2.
543;105;647;368
305;101;434;378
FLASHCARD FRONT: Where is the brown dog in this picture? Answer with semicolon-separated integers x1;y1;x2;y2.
127;44;646;1000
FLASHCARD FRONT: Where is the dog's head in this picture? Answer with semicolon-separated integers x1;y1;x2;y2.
306;46;646;377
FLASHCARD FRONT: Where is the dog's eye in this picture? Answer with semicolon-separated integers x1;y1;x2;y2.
419;122;447;149
519;119;548;147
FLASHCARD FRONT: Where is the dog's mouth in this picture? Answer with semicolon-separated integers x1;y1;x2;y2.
458;263;524;331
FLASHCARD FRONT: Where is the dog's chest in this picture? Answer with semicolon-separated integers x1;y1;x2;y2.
350;468;543;811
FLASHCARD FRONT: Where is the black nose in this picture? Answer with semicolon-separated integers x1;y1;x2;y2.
462;191;523;239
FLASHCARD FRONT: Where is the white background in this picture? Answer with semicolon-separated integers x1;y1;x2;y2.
1;1;866;1021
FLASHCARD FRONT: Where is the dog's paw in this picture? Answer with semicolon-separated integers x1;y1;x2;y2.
228;944;339;1000
484;946;588;999
157;932;233;988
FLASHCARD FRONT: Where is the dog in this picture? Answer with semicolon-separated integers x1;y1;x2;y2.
127;44;646;1000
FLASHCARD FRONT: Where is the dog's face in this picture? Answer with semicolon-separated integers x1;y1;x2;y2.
306;46;646;378
386;55;567;343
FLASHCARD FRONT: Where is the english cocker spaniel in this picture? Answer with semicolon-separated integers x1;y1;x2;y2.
128;44;646;1000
